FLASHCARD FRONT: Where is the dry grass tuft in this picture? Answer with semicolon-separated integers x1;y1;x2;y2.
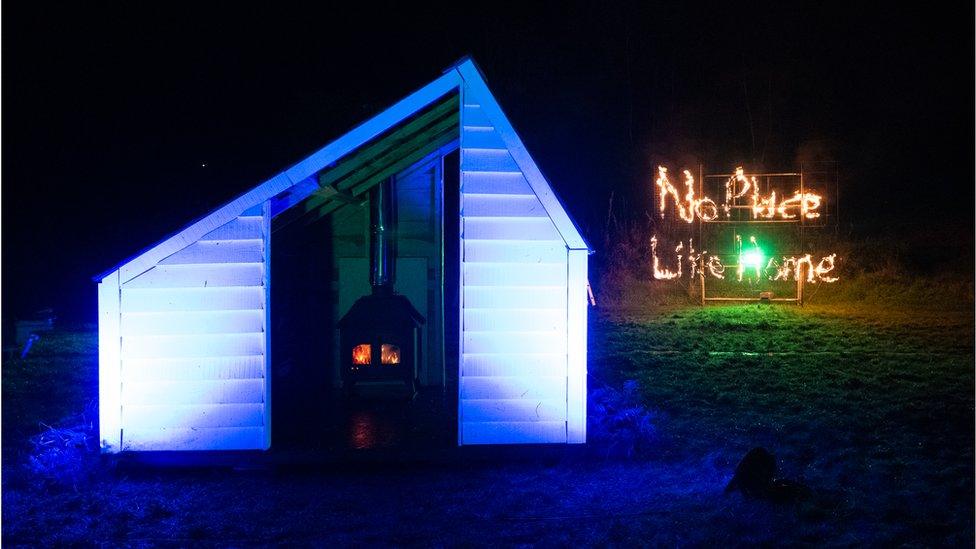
26;403;100;487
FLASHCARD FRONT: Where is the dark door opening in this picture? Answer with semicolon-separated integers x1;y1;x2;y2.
269;148;461;453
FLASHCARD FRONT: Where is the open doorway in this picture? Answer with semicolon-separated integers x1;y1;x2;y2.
270;149;460;452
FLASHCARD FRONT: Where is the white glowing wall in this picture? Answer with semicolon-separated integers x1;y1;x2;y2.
99;205;271;451
458;75;588;444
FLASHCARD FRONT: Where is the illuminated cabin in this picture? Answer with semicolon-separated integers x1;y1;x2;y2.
95;58;590;452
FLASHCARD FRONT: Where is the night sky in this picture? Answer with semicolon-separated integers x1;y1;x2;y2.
4;3;972;321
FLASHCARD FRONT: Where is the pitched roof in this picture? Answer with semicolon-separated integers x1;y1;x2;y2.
97;57;589;284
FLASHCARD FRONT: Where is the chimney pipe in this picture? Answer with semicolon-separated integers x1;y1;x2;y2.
369;176;396;293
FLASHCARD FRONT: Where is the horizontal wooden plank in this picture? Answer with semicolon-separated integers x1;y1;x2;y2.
463;239;567;263
463;286;567;309
462;353;567;377
461;376;567;400
121;310;265;336
121;286;265;313
123;332;264;359
462;194;548;217
124;403;265;429
463;217;562;241
160;240;264;265
463;332;568;355
200;216;264;240
123;263;264;289
463;262;566;286
123;426;265;451
462;171;533;195
124;355;266;381
463;308;566;333
462;421;567;444
123;379;265;406
462;126;505;149
462;104;492;127
461;148;520;172
461;399;567;422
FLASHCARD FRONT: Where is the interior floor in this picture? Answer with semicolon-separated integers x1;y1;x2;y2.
273;387;456;452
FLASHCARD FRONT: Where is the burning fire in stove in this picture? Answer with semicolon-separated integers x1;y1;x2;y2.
352;344;371;366
351;343;401;366
381;344;400;365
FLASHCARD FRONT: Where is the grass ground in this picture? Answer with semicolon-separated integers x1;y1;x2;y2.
2;291;973;545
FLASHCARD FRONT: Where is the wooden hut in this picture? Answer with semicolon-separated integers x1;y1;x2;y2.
96;58;590;452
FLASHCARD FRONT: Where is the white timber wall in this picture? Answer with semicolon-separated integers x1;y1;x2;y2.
112;205;271;451
459;87;579;444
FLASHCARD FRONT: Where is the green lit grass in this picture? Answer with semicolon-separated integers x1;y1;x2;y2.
591;303;973;544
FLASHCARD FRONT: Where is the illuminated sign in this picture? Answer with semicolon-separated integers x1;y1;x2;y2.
655;166;823;223
650;235;838;283
651;166;840;289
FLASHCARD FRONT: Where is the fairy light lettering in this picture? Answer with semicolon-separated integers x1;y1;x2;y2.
650;238;838;283
651;165;839;285
654;165;824;222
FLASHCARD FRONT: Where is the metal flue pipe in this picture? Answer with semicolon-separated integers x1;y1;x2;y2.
369;176;397;294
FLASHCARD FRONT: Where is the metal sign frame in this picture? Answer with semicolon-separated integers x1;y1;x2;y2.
696;163;838;305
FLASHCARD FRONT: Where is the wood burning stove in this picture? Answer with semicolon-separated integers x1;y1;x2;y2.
338;293;424;391
337;176;424;392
